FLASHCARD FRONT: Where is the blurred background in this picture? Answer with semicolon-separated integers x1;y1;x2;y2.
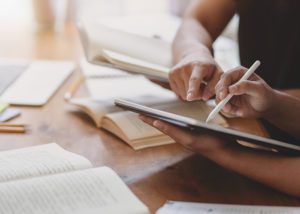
0;0;238;65
0;0;190;27
0;0;191;58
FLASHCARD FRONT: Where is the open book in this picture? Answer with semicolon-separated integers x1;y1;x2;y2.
78;20;172;80
78;16;239;81
0;143;149;214
68;75;227;150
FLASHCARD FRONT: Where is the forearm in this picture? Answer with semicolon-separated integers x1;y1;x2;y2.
264;90;300;139
206;144;300;197
172;0;236;64
172;18;213;64
282;88;300;99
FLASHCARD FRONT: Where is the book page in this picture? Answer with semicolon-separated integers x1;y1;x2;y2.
98;14;181;43
102;49;170;79
69;98;121;127
0;167;149;214
80;58;129;78
86;75;174;101
84;20;172;67
69;75;176;127
0;143;92;183
157;201;300;214
104;111;164;141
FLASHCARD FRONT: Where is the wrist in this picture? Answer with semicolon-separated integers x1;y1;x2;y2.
182;44;212;58
263;89;282;121
174;43;213;63
201;140;240;162
203;141;249;169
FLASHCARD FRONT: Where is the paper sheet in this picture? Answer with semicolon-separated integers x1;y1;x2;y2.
0;143;91;183
0;167;149;214
86;75;175;101
157;201;300;214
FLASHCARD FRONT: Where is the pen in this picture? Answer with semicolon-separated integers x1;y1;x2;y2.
64;74;85;101
206;60;261;123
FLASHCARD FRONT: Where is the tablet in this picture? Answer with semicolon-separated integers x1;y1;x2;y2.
115;99;300;155
1;60;74;106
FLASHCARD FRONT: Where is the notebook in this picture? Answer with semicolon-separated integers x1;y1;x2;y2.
0;143;149;214
0;60;75;106
157;201;300;214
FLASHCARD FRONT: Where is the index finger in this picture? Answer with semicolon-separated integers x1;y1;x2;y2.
187;64;205;101
215;67;248;100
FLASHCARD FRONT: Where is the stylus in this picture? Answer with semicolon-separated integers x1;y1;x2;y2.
206;60;261;123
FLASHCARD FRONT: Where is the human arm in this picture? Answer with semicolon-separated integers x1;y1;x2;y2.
139;115;300;197
282;89;300;99
170;0;236;101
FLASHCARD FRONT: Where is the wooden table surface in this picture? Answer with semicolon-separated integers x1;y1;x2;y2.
0;23;299;213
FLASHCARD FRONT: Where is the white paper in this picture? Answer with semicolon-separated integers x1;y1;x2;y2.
98;14;181;43
80;58;129;78
0;167;149;214
157;201;300;214
1;60;74;106
86;75;175;101
0;143;91;183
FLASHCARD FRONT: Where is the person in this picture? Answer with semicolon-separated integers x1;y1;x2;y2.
140;67;300;197
170;0;300;102
167;0;300;142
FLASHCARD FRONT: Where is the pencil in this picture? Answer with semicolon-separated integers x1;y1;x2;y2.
0;126;26;134
0;124;27;128
64;74;85;101
0;102;9;114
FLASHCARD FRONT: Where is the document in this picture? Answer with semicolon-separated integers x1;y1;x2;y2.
157;201;300;214
0;143;149;214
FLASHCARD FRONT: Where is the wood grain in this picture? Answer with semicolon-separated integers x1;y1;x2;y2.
0;22;299;213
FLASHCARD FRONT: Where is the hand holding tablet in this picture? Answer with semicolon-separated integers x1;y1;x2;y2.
115;99;300;155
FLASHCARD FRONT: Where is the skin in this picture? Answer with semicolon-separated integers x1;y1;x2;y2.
170;0;236;101
170;0;300;101
216;67;300;139
139;68;300;197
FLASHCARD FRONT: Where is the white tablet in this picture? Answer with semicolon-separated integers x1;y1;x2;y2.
1;60;74;106
115;99;300;155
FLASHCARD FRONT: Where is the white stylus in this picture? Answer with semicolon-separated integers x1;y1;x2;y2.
206;60;261;123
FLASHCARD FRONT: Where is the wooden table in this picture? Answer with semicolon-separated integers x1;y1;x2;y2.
0;23;299;213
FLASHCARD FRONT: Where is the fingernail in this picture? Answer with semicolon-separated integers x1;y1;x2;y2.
187;92;193;101
153;120;163;129
202;95;208;101
236;110;243;117
203;92;210;101
220;91;225;99
223;104;230;112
